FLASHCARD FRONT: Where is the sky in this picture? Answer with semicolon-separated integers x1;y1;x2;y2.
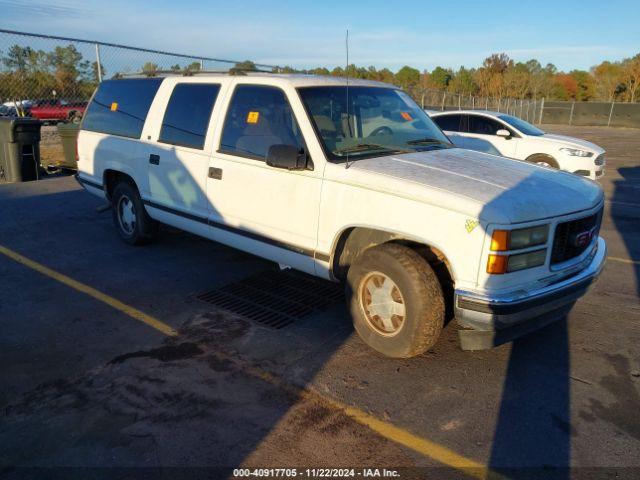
1;0;639;72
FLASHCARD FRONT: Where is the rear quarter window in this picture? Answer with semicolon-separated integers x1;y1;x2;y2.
82;78;163;139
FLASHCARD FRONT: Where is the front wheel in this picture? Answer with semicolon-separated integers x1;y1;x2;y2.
527;153;559;169
111;181;158;245
346;243;445;358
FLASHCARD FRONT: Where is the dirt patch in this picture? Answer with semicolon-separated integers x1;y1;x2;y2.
109;342;203;364
1;311;419;469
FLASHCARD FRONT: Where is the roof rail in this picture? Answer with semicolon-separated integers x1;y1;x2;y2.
113;67;279;79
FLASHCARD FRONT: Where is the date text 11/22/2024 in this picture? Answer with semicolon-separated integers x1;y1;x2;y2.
233;468;401;478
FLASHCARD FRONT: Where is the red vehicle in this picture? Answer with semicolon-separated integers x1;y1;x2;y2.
28;99;87;123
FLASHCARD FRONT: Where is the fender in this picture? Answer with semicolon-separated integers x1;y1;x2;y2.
329;224;457;282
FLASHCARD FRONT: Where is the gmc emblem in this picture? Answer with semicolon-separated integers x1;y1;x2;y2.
572;228;596;248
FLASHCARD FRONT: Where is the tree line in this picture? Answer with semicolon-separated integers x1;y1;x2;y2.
270;52;640;103
0;44;102;101
1;43;639;103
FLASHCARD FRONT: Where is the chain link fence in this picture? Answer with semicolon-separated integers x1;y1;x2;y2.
0;28;278;109
410;88;640;128
411;88;544;124
0;28;278;169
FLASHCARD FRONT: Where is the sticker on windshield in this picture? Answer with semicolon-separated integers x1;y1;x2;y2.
400;111;413;121
247;111;260;124
110;102;118;112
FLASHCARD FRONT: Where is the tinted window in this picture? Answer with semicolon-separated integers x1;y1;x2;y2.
467;115;503;135
82;78;162;138
433;114;463;132
159;83;220;149
220;85;304;160
498;114;545;136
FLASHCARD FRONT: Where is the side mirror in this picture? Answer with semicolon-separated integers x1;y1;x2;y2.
496;129;511;139
266;144;311;171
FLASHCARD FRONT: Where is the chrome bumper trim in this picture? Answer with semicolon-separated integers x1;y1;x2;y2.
455;237;606;349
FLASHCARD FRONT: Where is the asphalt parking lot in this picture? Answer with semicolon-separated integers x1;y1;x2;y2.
1;125;639;479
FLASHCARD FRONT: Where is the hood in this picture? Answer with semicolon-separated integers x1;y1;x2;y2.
345;148;603;224
540;133;605;153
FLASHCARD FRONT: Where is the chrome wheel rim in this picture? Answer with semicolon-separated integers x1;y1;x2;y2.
117;195;136;235
536;161;552;168
359;271;406;337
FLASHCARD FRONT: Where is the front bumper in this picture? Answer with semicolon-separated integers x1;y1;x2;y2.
454;236;607;350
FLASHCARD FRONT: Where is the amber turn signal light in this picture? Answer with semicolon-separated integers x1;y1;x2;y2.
490;230;509;251
487;254;508;274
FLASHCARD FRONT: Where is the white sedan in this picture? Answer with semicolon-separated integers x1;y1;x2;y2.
430;110;605;180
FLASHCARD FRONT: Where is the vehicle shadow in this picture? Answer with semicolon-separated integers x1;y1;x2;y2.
1;138;373;475
489;317;572;479
610;166;640;296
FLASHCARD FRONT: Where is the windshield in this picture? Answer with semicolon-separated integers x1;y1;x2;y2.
298;86;452;162
498;114;545;136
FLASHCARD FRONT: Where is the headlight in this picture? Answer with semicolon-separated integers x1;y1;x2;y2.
490;225;549;251
486;249;547;274
560;147;593;157
507;249;547;272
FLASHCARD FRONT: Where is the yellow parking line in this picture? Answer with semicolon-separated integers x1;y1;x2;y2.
0;244;178;337
0;243;496;479
607;256;640;266
215;351;494;479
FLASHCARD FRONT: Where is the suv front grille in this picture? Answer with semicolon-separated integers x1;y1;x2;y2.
551;210;602;265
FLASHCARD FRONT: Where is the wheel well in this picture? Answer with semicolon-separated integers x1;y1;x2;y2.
331;227;455;322
526;153;559;168
103;170;136;200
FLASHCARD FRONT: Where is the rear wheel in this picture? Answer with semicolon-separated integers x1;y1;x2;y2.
111;181;158;245
346;243;445;358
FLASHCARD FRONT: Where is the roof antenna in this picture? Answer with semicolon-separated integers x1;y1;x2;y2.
345;29;351;169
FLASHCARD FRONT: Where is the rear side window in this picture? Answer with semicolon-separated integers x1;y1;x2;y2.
219;85;304;160
82;78;162;138
434;114;463;132
159;83;221;149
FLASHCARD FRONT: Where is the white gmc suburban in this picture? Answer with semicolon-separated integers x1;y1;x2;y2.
76;73;606;358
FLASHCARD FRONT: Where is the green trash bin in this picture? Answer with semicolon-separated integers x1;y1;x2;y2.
56;122;80;170
0;117;42;184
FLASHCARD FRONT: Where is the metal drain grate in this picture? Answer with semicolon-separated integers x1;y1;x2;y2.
197;269;344;329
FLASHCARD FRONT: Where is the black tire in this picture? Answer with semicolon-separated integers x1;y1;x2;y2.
346;243;445;358
526;153;559;169
111;181;158;245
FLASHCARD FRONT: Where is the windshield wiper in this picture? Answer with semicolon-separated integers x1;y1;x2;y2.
333;143;409;156
406;137;450;146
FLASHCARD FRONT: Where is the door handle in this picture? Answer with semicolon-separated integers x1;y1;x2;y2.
208;167;223;180
149;154;160;165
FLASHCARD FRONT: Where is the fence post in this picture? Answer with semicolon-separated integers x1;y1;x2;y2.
441;92;446;111
94;43;103;82
607;102;615;127
200;59;205;70
569;101;575;126
538;98;545;125
421;91;425;109
472;96;475;109
458;94;461;110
